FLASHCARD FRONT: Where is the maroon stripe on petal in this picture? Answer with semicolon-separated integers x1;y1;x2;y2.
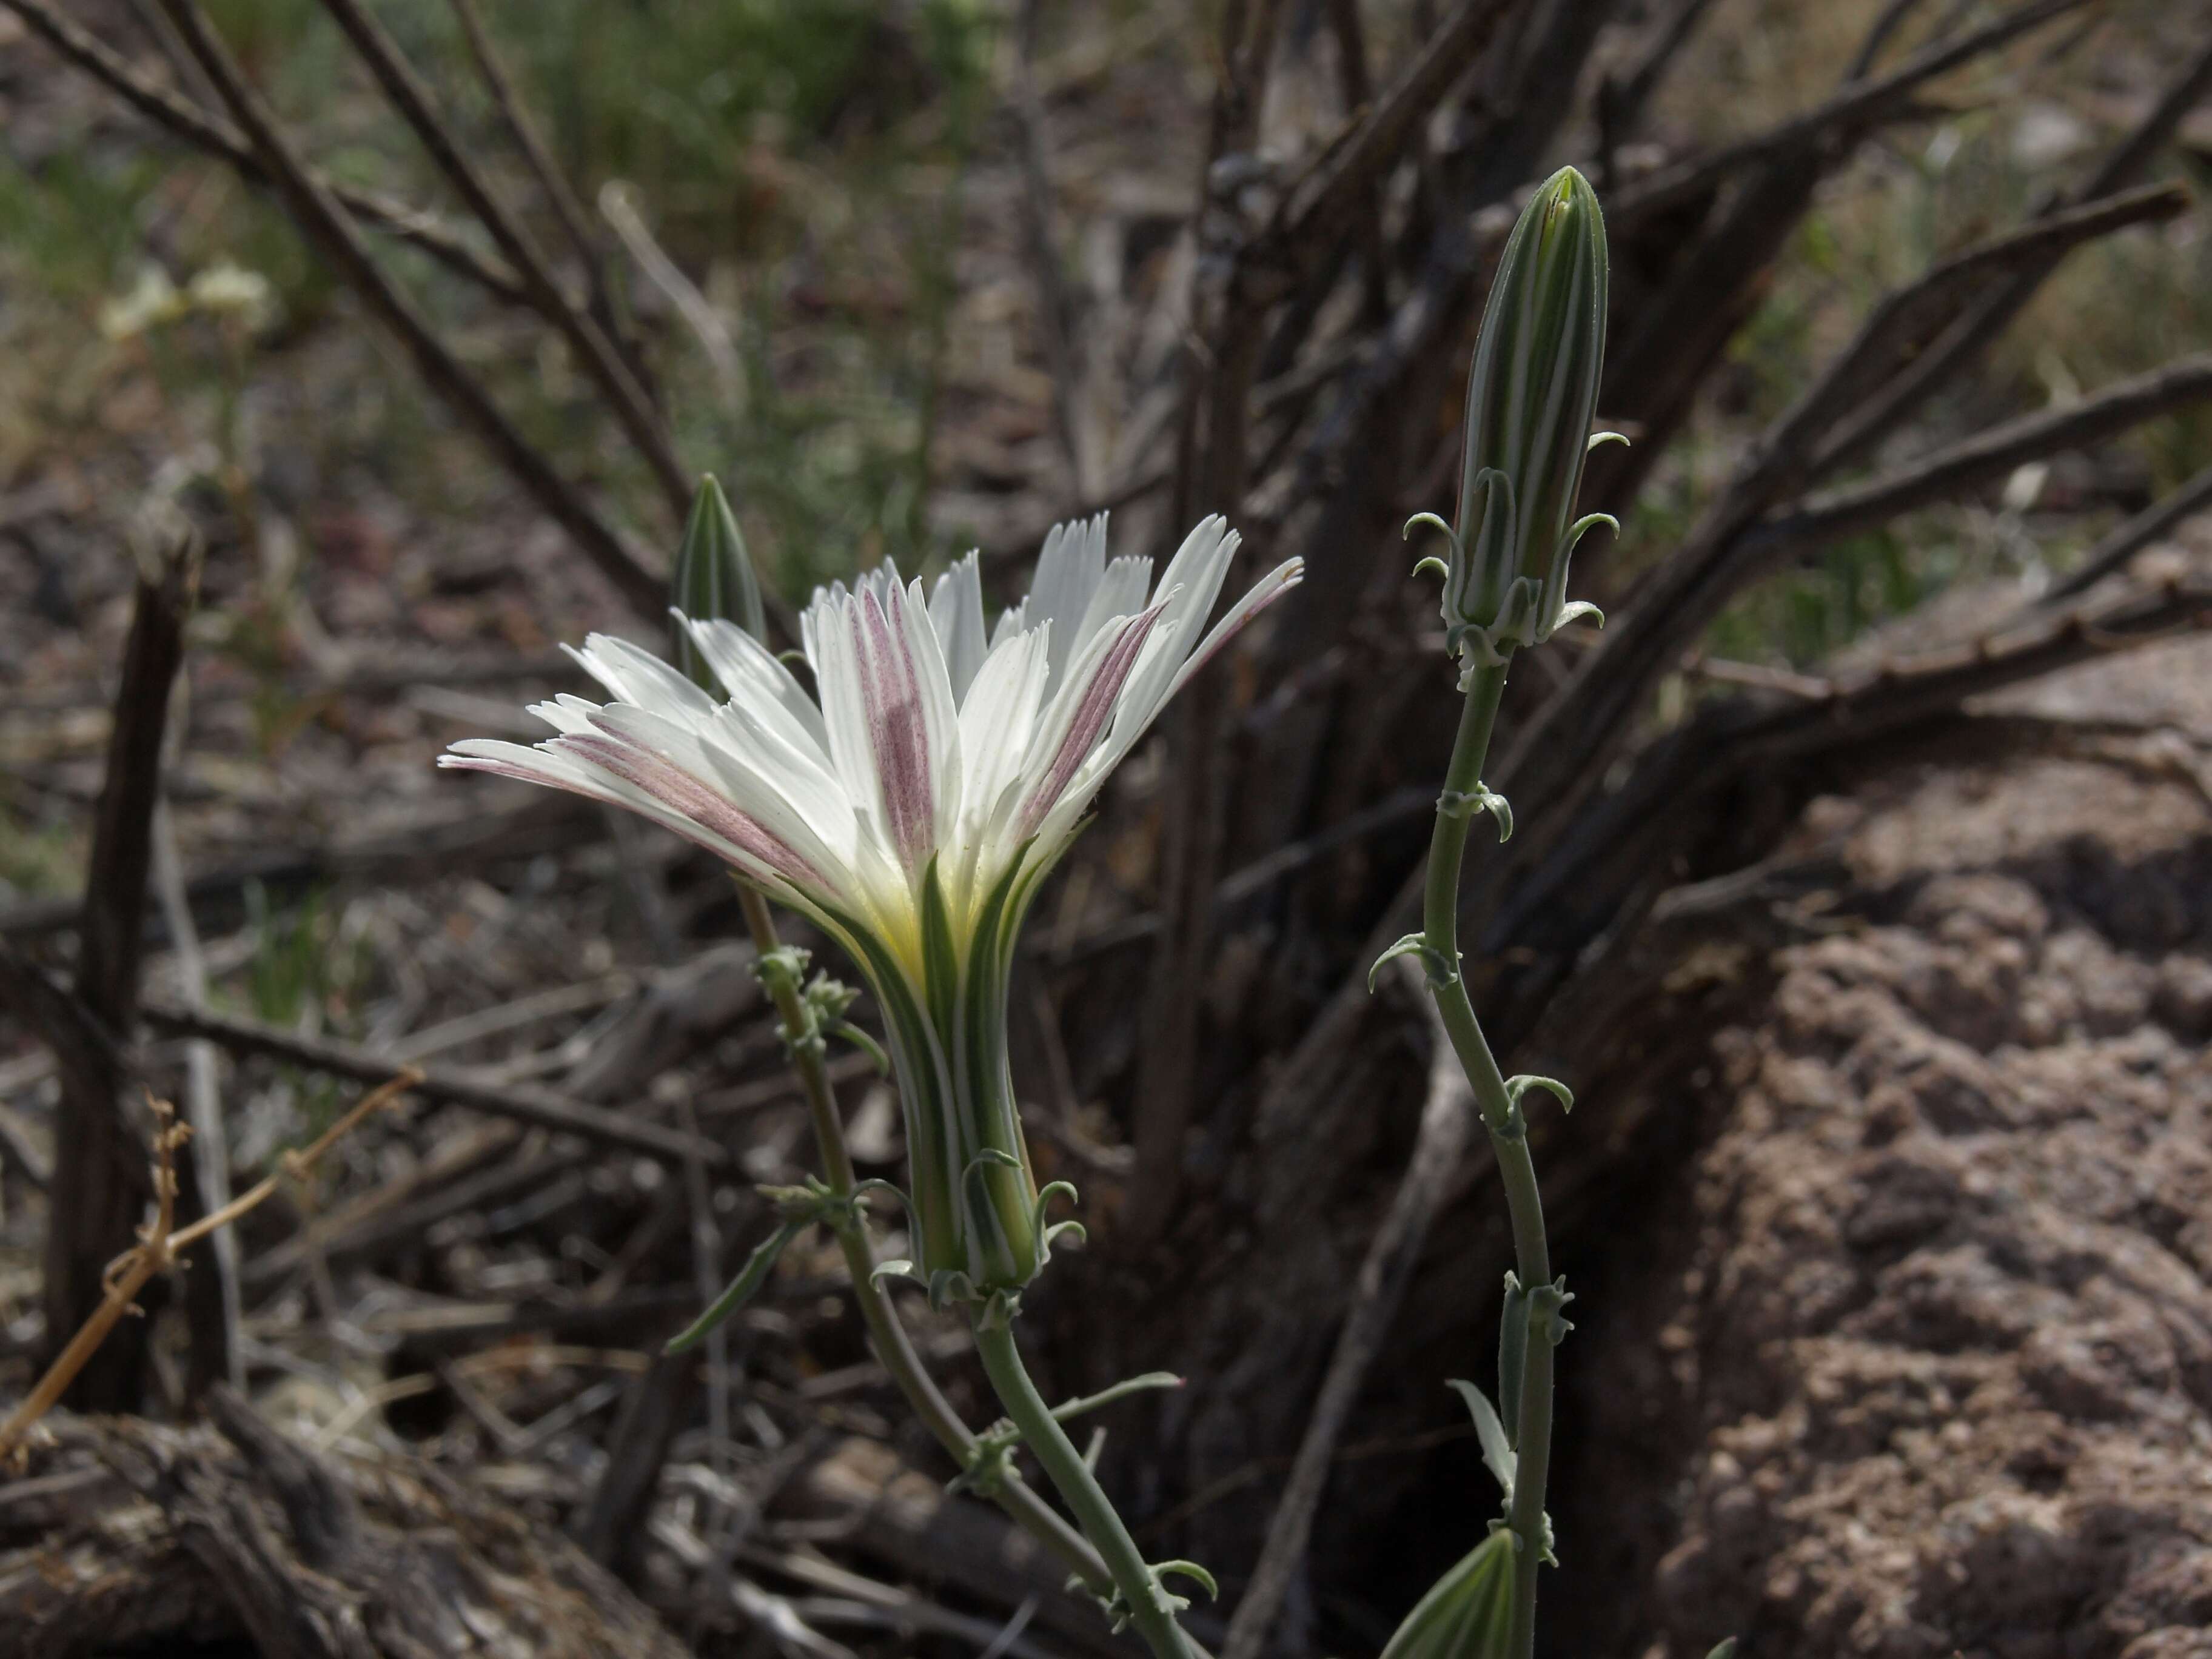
854;588;934;871
558;731;823;888
1017;605;1164;838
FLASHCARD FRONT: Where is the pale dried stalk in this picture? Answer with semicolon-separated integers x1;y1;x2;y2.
0;1069;419;1456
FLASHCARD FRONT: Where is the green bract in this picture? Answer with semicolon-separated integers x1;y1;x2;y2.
673;474;766;689
1379;1529;1519;1659
1419;166;1618;680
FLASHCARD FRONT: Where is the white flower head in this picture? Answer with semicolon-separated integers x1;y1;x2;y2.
443;513;1301;1295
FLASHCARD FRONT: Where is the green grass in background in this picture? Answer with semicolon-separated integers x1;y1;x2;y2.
2;0;996;611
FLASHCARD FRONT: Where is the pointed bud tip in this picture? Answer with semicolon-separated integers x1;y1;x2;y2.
674;472;768;680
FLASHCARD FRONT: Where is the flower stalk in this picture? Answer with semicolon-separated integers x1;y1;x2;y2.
446;485;1292;1648
972;1304;1199;1659
660;475;1109;1590
731;876;1111;1594
1417;661;1558;1658
1386;165;1616;1659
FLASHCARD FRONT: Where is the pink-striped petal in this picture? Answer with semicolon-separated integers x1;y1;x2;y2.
554;728;826;888
1014;602;1167;840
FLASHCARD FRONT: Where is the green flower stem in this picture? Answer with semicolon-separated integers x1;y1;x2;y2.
972;1312;1193;1659
1420;663;1554;1659
733;885;1110;1596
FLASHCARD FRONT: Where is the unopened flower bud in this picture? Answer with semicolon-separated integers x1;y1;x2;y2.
674;474;767;685
1419;166;1620;679
1379;1529;1518;1659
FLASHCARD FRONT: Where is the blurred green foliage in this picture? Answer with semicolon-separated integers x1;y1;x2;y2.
2;0;996;609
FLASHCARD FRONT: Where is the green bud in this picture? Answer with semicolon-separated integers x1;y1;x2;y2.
1433;166;1619;677
674;474;766;688
1379;1529;1519;1659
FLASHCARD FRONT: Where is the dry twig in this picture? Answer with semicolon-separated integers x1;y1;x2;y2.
0;1073;416;1459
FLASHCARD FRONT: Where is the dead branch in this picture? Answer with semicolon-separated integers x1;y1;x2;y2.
1810;27;2212;480
39;525;198;1411
1221;962;1480;1659
2044;460;2212;602
311;0;691;521
1748;180;2189;509
1611;0;2096;232
440;0;612;316
1765;352;2212;553
1264;0;1521;268
1;0;527;306
137;998;732;1168
153;0;667;618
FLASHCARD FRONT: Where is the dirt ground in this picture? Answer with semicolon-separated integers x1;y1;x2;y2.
1562;638;2212;1658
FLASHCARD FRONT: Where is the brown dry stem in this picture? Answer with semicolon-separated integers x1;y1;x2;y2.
0;1069;420;1458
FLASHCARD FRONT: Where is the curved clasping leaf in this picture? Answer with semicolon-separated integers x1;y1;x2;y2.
830;1018;890;1074
1371;932;1460;992
1504;1073;1575;1116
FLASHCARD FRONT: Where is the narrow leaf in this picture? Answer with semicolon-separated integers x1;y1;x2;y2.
1447;1378;1518;1502
665;1219;803;1353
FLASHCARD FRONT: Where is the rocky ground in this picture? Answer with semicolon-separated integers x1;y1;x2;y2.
1586;640;2212;1658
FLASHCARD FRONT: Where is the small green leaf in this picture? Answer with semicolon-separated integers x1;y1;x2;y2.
1447;1378;1517;1503
665;1219;804;1353
1052;1372;1182;1423
1379;1529;1518;1659
1043;1219;1088;1250
1370;933;1459;992
1155;1560;1218;1601
853;1178;912;1224
1706;1641;1738;1659
1504;1074;1574;1116
830;1019;890;1074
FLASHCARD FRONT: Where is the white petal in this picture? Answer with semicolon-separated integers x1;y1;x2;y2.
813;576;960;877
588;703;858;887
1147;517;1239;678
1035;554;1305;851
566;635;721;728
1023;514;1108;686
928;552;989;705
1165;555;1305;702
1024;620;1185;853
951;626;1050;893
675;612;830;748
441;739;815;894
1067;554;1153;668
